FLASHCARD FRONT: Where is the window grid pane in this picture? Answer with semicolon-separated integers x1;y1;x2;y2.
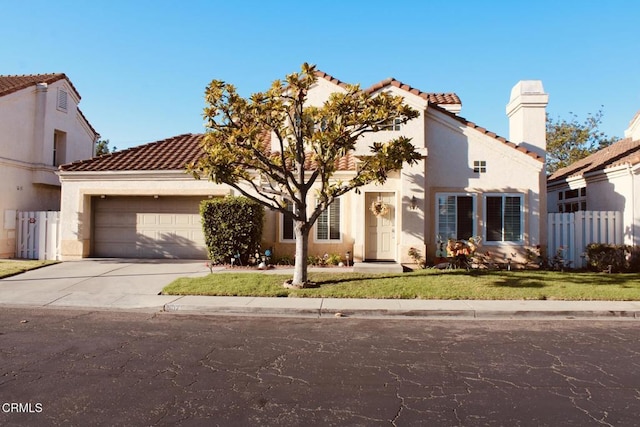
437;196;456;239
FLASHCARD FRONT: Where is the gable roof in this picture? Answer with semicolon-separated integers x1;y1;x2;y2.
315;70;540;162
1;73;99;138
548;137;640;183
315;71;461;105
0;73;81;99
427;103;543;162
60;133;356;173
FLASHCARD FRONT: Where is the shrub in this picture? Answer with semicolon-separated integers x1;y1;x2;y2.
585;244;640;273
200;196;264;265
326;253;343;266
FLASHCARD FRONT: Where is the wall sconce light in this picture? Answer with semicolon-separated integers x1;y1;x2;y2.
100;195;106;199
410;196;417;210
153;195;159;199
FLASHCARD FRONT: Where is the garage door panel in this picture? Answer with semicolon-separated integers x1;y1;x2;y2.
93;196;209;259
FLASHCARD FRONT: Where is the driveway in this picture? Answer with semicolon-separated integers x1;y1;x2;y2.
0;259;209;310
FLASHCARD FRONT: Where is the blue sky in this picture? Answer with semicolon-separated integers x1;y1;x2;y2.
2;0;639;150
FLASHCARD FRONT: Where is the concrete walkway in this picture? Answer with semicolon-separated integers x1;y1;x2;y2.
1;259;639;319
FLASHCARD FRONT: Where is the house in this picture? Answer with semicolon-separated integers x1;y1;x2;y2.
0;73;99;258
547;111;640;246
57;72;548;264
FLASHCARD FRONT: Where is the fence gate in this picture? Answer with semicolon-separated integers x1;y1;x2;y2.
16;211;61;260
547;211;623;269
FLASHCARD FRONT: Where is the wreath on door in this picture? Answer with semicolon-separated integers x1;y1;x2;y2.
370;201;390;217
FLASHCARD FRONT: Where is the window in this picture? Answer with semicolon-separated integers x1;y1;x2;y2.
558;187;586;212
53;130;67;166
57;88;68;112
316;199;341;241
473;160;487;173
281;202;295;241
485;194;523;242
381;118;402;131
436;194;476;241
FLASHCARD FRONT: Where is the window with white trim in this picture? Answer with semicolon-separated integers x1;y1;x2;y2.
380;118;402;131
558;187;586;212
473;160;486;173
53;130;67;166
316;198;341;241
435;193;476;241
281;202;295;241
485;194;523;242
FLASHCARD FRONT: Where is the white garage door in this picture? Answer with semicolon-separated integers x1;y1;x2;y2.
93;196;208;259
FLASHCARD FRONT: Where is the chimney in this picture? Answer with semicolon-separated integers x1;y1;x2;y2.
506;81;549;159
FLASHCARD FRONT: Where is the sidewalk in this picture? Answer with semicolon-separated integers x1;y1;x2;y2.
0;260;639;319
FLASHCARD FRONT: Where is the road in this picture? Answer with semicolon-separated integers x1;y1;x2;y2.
1;308;638;426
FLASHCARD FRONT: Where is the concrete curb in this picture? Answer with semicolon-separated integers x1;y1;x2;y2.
163;297;640;319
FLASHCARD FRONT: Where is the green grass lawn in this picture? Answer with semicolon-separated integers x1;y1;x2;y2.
0;260;58;278
163;269;640;301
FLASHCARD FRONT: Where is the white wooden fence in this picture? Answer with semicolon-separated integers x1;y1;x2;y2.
547;211;623;269
16;211;61;260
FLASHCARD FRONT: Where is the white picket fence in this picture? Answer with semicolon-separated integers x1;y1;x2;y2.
16;211;61;260
547;211;623;269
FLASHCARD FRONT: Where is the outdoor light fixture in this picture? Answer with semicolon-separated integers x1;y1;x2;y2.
410;196;417;210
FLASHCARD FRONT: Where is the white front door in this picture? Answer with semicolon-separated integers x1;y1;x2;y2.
365;192;396;261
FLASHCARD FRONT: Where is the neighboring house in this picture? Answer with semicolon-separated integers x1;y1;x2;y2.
547;111;640;246
0;73;99;258
58;72;548;264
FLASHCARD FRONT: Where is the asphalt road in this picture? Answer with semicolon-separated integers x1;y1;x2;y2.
1;309;639;426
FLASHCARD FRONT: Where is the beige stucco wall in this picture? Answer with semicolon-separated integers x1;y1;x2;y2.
424;108;545;262
0;79;96;258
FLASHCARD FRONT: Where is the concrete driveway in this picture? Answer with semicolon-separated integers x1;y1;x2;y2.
0;259;210;311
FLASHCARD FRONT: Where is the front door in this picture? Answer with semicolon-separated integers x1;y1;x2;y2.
365;192;396;261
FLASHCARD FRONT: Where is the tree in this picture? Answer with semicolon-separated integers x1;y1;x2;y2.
546;109;618;174
189;63;421;287
95;139;116;156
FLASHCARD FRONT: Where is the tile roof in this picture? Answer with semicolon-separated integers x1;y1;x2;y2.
0;73;98;137
0;73;80;99
427;103;544;162
548;137;640;183
313;71;540;161
314;71;461;105
60;133;356;173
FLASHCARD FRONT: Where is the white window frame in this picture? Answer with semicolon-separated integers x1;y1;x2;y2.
435;193;477;242
315;198;342;243
483;193;524;244
473;160;487;173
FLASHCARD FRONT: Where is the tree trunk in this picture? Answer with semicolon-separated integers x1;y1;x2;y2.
292;222;309;286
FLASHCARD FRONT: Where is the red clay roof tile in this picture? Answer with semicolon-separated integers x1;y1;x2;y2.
60;133;356;173
548;137;640;183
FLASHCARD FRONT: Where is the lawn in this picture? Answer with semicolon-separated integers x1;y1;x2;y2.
163;269;640;301
0;260;58;278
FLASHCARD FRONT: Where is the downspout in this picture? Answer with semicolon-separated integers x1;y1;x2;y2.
629;163;636;246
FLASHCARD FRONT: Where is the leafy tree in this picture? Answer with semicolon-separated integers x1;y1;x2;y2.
189;63;421;286
546;109;618;174
95;139;116;156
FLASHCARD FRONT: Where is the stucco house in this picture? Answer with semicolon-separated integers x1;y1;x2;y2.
0;73;99;258
58;72;548;264
547;111;640;246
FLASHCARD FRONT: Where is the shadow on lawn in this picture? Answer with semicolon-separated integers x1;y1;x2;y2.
451;270;640;288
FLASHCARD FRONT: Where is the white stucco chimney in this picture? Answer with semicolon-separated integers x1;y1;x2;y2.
624;110;640;141
506;80;549;159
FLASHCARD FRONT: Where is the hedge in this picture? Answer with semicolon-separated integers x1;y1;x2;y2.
200;196;264;265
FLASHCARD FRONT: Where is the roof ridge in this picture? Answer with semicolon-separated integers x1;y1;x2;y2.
364;77;461;105
314;70;350;88
427;103;543;162
548;136;640;182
